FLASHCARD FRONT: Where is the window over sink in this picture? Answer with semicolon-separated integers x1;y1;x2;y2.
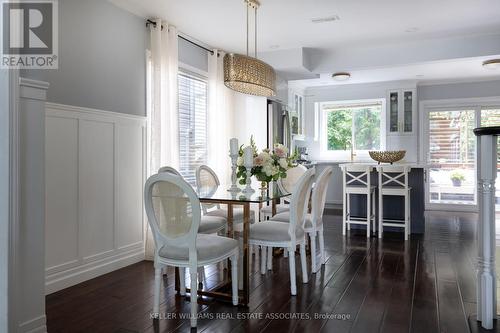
319;99;386;160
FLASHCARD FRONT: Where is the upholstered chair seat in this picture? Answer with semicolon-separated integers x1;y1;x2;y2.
158;233;238;263
250;221;305;243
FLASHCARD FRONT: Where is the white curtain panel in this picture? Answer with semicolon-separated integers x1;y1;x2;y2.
145;19;179;260
207;50;235;184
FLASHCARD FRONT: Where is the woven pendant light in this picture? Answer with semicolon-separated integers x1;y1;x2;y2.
223;0;276;97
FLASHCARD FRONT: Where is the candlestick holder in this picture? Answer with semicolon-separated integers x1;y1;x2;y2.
242;166;255;194
227;153;241;192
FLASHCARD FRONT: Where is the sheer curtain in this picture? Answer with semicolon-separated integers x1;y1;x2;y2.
146;19;179;260
207;50;235;184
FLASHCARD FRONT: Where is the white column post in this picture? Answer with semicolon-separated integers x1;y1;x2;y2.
16;78;49;333
476;131;498;330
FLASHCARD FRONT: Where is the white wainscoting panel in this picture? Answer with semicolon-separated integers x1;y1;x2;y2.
116;123;145;250
45;116;79;271
45;103;146;294
79;119;115;261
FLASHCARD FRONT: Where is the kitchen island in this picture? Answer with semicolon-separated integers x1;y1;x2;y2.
312;161;425;234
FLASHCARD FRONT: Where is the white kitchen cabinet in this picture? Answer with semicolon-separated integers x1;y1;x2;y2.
387;88;416;136
386;88;418;162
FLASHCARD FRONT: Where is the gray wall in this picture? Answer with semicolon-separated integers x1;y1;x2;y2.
23;0;147;116
418;79;500;100
178;38;208;72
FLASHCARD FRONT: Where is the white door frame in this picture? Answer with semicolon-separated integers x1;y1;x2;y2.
420;96;500;212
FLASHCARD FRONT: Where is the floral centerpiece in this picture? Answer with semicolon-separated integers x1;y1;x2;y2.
236;136;297;189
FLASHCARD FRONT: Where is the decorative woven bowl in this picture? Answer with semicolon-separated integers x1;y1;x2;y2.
369;150;406;164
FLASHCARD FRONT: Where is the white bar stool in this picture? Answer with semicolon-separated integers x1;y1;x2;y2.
340;164;376;238
376;165;411;240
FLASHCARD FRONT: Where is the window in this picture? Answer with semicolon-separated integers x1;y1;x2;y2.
178;71;208;186
425;106;500;207
320;100;384;159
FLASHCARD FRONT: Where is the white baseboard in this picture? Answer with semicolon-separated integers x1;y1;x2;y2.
18;315;47;333
45;245;144;295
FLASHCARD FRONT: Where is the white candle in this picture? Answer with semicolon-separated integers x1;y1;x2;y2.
230;138;238;155
243;146;253;167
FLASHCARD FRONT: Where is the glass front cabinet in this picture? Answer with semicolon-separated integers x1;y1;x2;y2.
387;88;416;135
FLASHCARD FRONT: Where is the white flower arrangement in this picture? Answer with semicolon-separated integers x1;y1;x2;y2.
236;136;297;185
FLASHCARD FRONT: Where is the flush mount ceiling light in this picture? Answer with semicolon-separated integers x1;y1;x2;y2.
332;72;351;81
223;0;276;97
483;59;500;70
311;15;340;23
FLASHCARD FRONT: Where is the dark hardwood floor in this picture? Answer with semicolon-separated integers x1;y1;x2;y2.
46;211;489;333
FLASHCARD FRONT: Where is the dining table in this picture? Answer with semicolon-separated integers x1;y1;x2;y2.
174;182;291;306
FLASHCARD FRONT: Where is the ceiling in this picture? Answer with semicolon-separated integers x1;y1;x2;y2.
289;56;500;89
111;0;500;86
112;0;500;52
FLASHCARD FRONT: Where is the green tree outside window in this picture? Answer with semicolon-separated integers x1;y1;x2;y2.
325;105;381;151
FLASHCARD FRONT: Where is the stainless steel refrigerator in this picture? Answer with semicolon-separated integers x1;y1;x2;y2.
267;99;292;154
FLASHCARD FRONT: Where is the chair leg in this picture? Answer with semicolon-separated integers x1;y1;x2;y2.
153;267;161;315
366;193;371;238
405;192;409;240
378;191;383;239
288;247;297;295
372;191;376;236
408;191;412;236
310;233;317;273
190;269;198;328
260;246;267;275
238;239;244;290
179;267;186;296
197;267;205;290
300;243;308;283
346;194;351;231
318;229;326;265
230;254;238;306
267;247;272;271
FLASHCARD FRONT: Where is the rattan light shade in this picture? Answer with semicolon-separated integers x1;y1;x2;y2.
223;53;276;97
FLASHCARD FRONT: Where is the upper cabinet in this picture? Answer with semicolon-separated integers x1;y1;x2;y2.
387;88;416;135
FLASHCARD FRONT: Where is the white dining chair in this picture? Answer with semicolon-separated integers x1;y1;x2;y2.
340;164;376;238
158;166;226;284
159;166;225;235
195;164;258;284
259;164;307;221
144;172;239;328
272;166;333;273
377;165;412;240
195;165;255;230
249;167;316;295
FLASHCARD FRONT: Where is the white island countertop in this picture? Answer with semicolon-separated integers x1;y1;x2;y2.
310;160;426;168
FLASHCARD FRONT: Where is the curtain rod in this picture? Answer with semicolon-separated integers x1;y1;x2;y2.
146;19;218;56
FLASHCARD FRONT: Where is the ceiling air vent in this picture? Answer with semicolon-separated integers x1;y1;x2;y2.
311;15;340;23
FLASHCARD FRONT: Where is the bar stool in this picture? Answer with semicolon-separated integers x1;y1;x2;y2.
376;165;411;240
340;164;376;238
